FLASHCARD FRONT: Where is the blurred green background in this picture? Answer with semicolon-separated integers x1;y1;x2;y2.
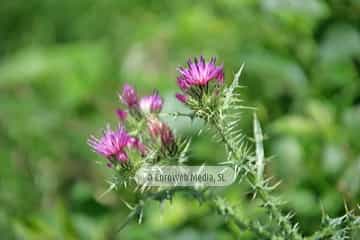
1;0;360;239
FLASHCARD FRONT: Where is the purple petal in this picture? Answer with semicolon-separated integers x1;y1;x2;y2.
139;91;163;114
120;84;138;107
116;109;128;122
176;93;187;103
176;56;224;88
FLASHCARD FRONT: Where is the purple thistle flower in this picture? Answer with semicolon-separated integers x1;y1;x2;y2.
139;91;163;114
116;109;128;122
119;84;139;108
175;93;187;103
88;125;132;163
177;56;224;89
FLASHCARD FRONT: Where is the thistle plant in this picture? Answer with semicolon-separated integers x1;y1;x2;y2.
88;56;360;239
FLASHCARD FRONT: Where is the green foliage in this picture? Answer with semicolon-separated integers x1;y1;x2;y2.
0;0;359;239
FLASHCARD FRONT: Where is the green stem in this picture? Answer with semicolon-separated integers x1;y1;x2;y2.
165;111;302;239
119;187;271;239
212;117;303;240
304;227;333;240
160;112;195;119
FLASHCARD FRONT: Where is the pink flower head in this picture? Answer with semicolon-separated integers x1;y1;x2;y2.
139;91;163;114
88;125;131;163
116;109;128;122
177;56;224;89
119;84;139;108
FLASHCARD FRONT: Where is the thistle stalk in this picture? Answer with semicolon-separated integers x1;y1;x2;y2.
210;111;302;240
118;186;272;239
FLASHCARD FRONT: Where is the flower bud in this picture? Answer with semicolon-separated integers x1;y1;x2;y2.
139;91;163;114
116;109;128;122
120;84;139;108
175;93;187;103
147;118;175;149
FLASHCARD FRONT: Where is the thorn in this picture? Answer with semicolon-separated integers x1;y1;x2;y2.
119;198;135;210
98;182;117;199
344;199;350;215
252;191;257;200
117;205;141;233
138;208;144;224
320;201;326;222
